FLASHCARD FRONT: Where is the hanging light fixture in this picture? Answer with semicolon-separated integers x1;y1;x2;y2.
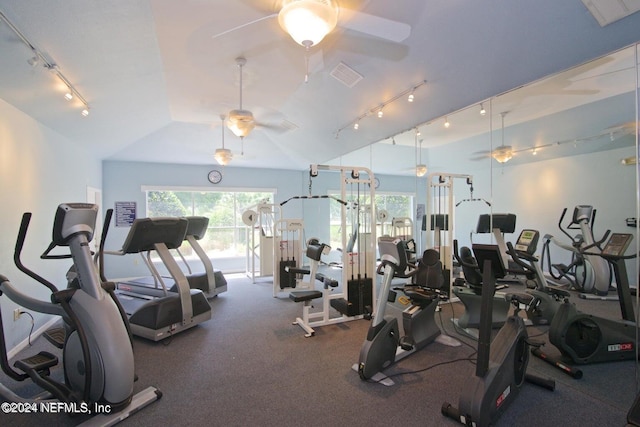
278;0;339;49
479;103;486;116
227;57;256;138
215;114;233;166
415;131;427;177
444;116;450;128
492;112;513;163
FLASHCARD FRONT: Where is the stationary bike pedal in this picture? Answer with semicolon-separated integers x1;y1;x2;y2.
399;337;415;351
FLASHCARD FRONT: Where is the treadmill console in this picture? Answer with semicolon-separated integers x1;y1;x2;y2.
602;233;633;257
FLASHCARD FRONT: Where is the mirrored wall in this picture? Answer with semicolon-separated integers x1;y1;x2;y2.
336;42;639;407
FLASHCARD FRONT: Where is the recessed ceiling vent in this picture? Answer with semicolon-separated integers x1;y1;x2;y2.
581;0;640;26
330;62;363;88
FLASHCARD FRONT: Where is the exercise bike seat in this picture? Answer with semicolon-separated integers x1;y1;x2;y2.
411;249;445;290
459;246;483;287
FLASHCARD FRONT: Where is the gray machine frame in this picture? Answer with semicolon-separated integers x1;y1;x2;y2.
0;203;160;425
102;213;211;341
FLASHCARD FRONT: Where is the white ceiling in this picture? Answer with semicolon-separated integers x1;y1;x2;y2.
0;0;639;174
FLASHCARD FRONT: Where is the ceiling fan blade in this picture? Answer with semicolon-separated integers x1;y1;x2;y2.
338;8;410;42
212;13;277;40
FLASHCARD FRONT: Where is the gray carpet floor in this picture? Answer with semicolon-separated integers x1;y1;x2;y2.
1;273;638;426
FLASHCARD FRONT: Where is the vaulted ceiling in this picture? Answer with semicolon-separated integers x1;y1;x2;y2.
0;0;639;174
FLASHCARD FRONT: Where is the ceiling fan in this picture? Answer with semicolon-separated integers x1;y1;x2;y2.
227;57;255;139
213;1;411;78
471;112;513;163
225;56;294;153
215;1;410;44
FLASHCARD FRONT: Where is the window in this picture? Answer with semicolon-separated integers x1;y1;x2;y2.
146;189;274;267
328;191;414;250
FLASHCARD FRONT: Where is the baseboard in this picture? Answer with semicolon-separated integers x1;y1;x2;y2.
7;316;59;360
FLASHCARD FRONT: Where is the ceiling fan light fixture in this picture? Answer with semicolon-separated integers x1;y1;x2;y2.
416;164;427;177
214;148;233;166
492;146;513;163
227;109;256;137
278;0;338;48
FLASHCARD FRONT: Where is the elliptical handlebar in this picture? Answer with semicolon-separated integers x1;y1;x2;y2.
13;212;59;294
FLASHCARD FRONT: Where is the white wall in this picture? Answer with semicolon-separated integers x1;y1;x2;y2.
0;98;102;349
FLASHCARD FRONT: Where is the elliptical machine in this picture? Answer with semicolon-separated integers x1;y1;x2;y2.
0;203;160;422
541;205;611;296
537;232;637;369
442;244;554;427
356;237;459;386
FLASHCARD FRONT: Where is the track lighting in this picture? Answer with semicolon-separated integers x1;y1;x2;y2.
0;11;90;118
27;50;39;67
480;103;486;116
336;80;427;136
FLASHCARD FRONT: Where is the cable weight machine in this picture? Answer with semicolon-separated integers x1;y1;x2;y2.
426;173;490;298
286;164;377;336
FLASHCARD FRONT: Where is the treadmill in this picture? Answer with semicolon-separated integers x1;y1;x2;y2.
123;216;227;298
101;214;211;341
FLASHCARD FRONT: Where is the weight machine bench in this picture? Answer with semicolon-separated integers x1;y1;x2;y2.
288;240;370;337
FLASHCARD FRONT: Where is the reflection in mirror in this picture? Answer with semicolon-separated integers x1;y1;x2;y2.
332;42;639;417
484;44;638;412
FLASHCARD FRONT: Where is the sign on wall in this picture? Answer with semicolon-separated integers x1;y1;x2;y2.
115;201;136;227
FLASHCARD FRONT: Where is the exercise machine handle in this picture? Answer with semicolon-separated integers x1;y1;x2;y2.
505;242;535;272
13;212;59;294
580;229;610;253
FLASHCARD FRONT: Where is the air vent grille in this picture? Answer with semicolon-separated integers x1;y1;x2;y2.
330;62;363;88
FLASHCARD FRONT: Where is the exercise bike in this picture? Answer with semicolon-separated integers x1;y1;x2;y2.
0;203;160;423
356;237;459;386
505;229;570;326
541;205;612;296
451;239;511;332
537;232;638;369
442;244;554;427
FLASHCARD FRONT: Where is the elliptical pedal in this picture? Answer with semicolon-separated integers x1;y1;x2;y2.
43;326;66;349
14;351;58;374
